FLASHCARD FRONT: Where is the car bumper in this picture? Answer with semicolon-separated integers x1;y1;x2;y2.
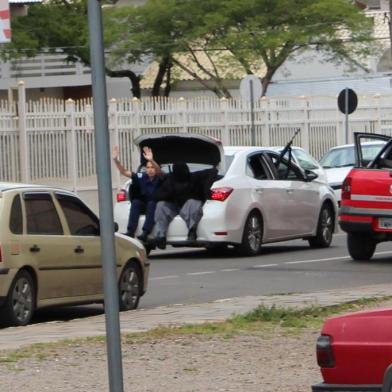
312;383;381;392
123;200;244;245
339;205;392;238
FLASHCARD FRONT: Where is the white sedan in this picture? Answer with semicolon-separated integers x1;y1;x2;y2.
319;141;386;203
114;134;337;256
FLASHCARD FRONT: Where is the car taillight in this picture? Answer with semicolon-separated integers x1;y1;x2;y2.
316;335;335;368
341;176;352;200
116;189;128;202
210;187;233;202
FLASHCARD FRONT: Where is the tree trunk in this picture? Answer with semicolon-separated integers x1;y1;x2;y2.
164;60;172;97
152;56;171;96
105;68;141;98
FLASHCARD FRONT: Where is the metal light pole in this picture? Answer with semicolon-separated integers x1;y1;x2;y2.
87;1;124;391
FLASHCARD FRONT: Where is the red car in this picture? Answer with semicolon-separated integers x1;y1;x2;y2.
312;307;392;391
339;132;392;260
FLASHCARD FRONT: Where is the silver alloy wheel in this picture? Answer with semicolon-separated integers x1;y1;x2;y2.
119;264;140;310
11;276;33;324
247;215;262;252
320;207;333;244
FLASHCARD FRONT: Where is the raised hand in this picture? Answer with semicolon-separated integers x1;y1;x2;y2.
143;146;153;161
113;145;120;161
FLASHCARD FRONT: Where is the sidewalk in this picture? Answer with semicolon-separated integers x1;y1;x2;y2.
1;283;391;351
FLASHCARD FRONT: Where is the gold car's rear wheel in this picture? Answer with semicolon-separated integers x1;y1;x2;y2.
119;262;142;311
2;270;35;327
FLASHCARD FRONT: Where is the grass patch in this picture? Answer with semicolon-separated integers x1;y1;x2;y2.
123;295;391;343
0;296;390;364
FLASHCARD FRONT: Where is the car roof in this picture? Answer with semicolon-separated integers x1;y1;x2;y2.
326;141;386;151
0;182;74;195
223;145;304;155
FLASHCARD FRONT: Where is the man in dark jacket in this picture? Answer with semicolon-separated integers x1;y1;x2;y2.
153;162;218;249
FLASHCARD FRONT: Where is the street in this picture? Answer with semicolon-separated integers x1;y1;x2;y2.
32;232;392;324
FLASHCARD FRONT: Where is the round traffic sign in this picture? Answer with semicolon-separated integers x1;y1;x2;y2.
337;88;358;114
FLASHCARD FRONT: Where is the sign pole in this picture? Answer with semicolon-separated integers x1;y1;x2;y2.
345;87;349;144
87;1;124;392
240;75;262;146
250;79;255;145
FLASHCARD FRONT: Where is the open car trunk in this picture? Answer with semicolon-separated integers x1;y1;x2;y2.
135;133;225;172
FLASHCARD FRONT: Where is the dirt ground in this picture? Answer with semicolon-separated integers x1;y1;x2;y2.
0;328;320;392
3;299;392;392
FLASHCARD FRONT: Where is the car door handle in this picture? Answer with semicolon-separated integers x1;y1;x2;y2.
30;244;40;253
286;189;294;194
74;245;84;254
256;188;263;194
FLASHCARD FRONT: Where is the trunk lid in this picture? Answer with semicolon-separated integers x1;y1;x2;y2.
134;133;225;172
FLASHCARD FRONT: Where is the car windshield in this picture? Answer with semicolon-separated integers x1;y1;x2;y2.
290;149;319;170
319;143;385;168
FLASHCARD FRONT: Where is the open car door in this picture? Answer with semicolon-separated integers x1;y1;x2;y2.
353;132;390;168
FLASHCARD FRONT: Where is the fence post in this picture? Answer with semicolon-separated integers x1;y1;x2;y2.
66;98;77;192
17;81;28;183
300;96;310;152
178;97;187;133
109;98;121;189
220;97;230;145
260;96;270;147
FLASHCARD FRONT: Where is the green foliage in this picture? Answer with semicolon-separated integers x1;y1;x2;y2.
4;0;89;63
2;0;377;97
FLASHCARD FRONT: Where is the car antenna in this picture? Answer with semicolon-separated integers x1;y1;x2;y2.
276;128;301;166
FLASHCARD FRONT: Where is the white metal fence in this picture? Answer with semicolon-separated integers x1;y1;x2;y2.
1;82;392;193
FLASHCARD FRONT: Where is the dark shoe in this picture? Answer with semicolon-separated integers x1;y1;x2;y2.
155;236;167;250
137;232;149;242
187;227;197;241
124;231;134;238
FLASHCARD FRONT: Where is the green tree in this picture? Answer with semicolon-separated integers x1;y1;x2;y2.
106;0;376;97
4;0;145;98
205;0;376;95
4;0;377;98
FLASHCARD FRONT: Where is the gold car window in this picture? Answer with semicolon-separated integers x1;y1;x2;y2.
24;193;63;235
9;194;23;234
56;193;99;236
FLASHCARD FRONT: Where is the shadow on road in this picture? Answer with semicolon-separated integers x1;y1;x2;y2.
149;242;314;260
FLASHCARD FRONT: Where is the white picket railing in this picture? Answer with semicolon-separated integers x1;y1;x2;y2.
1;82;392;193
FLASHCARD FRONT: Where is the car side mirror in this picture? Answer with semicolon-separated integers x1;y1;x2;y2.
305;170;318;182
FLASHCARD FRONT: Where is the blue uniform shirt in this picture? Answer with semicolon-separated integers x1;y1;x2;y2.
137;173;161;202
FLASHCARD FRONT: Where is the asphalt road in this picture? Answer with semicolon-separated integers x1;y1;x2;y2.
33;231;392;324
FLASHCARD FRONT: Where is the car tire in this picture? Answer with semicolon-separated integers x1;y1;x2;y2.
1;270;35;327
347;233;376;261
308;204;334;248
118;261;142;311
237;211;263;257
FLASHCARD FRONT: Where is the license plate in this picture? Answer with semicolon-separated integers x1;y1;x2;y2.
378;217;392;229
